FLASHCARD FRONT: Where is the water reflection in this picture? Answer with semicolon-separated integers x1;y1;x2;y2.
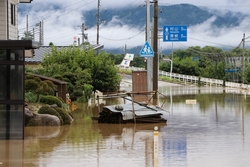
0;86;250;167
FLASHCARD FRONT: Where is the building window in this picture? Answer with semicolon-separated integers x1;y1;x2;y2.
0;49;25;139
11;4;15;25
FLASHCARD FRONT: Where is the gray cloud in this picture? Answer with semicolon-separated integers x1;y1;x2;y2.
18;0;250;51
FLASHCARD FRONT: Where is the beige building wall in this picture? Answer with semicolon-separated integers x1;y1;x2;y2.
8;0;18;40
0;0;31;40
0;0;7;40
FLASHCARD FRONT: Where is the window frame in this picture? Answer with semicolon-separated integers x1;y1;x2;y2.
10;4;16;26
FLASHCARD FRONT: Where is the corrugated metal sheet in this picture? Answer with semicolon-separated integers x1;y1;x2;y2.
104;103;165;121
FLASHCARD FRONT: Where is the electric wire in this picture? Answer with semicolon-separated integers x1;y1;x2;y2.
188;37;236;48
100;0;145;47
18;0;96;31
99;30;144;41
18;1;250;49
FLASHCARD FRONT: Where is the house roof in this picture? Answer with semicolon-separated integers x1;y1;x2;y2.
25;46;62;63
0;40;39;49
25;44;104;63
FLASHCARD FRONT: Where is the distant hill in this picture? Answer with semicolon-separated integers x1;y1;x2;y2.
82;4;247;54
83;4;246;30
18;3;248;55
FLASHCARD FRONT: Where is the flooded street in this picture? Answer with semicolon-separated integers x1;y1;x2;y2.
1;83;250;167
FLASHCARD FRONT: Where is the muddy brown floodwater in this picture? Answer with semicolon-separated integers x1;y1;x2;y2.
1;84;250;167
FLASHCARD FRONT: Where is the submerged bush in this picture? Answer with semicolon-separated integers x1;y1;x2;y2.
54;107;72;125
38;105;63;125
26;118;38;126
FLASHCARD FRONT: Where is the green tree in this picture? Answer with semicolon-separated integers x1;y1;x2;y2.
110;53;124;65
130;55;145;67
37;45;121;98
21;31;33;40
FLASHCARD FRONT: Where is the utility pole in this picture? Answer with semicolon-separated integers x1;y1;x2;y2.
82;23;85;45
242;33;245;84
39;21;44;45
146;0;153;92
153;0;158;96
124;44;127;55
33;28;35;40
97;0;100;45
78;23;87;45
26;15;28;33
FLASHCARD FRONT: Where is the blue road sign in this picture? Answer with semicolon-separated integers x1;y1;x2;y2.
225;69;239;73
163;25;187;42
140;41;154;57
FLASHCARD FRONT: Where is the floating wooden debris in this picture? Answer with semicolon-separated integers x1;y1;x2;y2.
96;91;168;124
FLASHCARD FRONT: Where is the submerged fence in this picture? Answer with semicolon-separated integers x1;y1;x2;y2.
129;67;250;90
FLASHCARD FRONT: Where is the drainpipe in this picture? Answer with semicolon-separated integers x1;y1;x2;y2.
7;0;9;39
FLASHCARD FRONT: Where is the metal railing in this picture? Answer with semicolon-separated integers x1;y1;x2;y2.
128;67;250;90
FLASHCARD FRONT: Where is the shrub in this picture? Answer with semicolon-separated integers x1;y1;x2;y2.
26;118;38;126
52;74;64;81
66;83;74;95
25;92;37;103
39;95;63;107
70;90;83;102
62;72;77;84
25;79;39;92
82;84;93;100
44;80;56;90
34;77;42;83
76;96;86;103
54;107;72;125
38;105;63;125
26;74;34;79
35;81;54;96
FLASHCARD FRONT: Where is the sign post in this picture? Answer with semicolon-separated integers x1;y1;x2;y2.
140;41;154;57
154;126;159;167
163;25;187;78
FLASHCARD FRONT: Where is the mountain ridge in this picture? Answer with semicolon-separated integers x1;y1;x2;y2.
18;3;248;54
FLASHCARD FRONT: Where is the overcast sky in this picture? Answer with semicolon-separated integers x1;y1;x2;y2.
18;0;250;53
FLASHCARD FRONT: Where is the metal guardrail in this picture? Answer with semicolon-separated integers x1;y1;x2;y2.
128;67;250;90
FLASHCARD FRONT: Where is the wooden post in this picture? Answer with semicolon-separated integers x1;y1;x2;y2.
97;95;100;113
131;94;136;123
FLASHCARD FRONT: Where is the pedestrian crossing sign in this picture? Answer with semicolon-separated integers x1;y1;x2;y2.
139;41;154;57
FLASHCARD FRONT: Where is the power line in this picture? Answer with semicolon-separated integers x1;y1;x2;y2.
188;37;236;48
100;0;145;47
18;0;96;31
100;30;144;41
